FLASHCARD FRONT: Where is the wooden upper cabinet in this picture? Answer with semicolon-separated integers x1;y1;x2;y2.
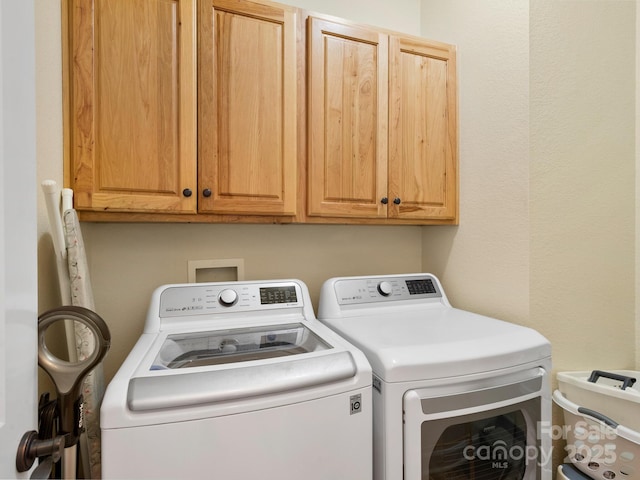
307;17;388;218
198;0;297;216
307;16;457;223
388;35;457;221
65;0;198;213
63;0;456;224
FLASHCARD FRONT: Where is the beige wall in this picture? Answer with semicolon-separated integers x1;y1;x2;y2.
420;0;636;371
419;1;531;328
83;224;422;381
35;0;64;313
530;0;636;371
637;0;640;373
532;1;636;468
290;0;421;35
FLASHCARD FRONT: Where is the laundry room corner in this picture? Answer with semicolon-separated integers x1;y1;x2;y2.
420;0;637;382
420;0;637;473
30;0;640;478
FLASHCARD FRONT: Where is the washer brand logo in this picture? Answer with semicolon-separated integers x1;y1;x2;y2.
350;394;362;415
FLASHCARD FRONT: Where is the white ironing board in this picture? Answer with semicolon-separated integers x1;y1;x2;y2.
43;180;106;479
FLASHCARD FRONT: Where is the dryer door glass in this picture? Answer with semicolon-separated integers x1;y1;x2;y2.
152;323;330;369
418;398;541;480
428;408;528;479
402;370;546;480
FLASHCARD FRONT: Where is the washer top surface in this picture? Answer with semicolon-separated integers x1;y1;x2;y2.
317;274;551;383
102;279;372;429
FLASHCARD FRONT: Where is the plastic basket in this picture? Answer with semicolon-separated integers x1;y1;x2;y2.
554;386;640;479
558;370;640;432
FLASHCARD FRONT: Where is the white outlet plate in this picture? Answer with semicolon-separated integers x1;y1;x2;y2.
188;258;245;283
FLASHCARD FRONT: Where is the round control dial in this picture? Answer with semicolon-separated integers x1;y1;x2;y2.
218;289;238;307
377;281;393;296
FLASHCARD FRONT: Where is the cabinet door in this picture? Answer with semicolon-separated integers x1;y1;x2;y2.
67;0;197;213
388;36;457;221
199;0;297;216
307;17;388;218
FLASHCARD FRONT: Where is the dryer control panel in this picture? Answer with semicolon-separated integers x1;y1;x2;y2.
333;275;442;306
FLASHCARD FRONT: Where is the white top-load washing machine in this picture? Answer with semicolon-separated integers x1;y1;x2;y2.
101;279;372;479
318;273;552;480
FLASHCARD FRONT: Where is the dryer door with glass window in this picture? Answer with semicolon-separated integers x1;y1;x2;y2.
403;368;547;480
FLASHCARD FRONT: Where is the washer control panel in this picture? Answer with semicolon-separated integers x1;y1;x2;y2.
159;282;301;317
334;276;442;305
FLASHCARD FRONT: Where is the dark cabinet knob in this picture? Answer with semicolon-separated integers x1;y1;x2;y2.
202;188;212;198
380;197;389;205
393;197;401;205
182;188;193;198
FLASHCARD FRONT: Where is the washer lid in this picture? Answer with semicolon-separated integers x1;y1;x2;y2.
320;307;551;383
152;323;330;369
127;323;358;411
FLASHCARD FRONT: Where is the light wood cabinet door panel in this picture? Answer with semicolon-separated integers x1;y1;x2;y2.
388;36;457;220
67;0;197;213
307;17;388;218
198;0;297;216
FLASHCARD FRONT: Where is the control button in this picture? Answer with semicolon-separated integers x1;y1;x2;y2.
377;281;392;296
218;289;238;307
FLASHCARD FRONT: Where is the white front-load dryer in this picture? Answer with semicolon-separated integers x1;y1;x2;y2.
101;279;372;479
318;273;552;480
